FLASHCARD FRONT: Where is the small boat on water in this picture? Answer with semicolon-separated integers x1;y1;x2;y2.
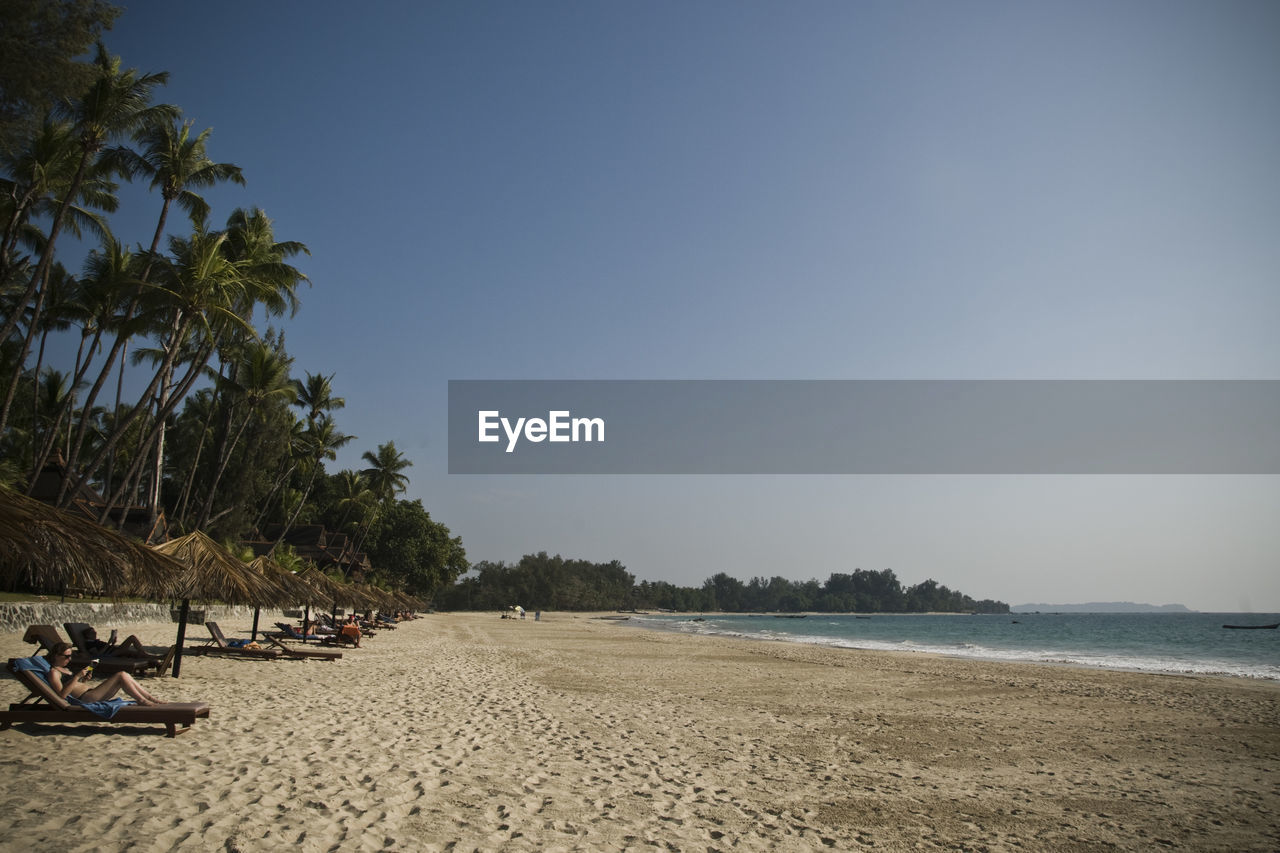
1222;623;1279;630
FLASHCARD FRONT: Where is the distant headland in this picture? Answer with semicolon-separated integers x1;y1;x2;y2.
1011;602;1194;613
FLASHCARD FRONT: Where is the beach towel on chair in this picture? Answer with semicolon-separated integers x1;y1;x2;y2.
13;655;51;677
13;656;133;719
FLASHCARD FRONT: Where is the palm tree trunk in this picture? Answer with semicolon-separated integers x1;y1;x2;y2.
194;357;240;530
352;504;383;555
252;460;297;533
271;462;320;555
0;149;90;436
30;327;46;432
112;410;156;525
97;335;215;523
57;195;172;506
62;311;197;509
0;185;41;280
59;322;135;505
148;364;172;522
103;338;127;498
194;406;255;530
0;267;49;443
174;401;219;530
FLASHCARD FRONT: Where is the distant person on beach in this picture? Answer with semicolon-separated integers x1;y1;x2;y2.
43;642;163;706
82;626;154;659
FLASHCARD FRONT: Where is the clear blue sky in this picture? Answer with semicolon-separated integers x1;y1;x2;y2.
87;1;1278;610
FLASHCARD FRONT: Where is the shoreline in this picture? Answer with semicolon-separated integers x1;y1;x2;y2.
598;611;1280;691
614;610;1280;683
2;612;1277;850
622;620;1276;686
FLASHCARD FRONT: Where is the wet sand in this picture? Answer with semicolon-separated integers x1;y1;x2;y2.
1;612;1277;851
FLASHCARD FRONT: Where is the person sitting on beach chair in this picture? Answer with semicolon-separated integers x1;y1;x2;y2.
79;626;156;660
338;615;362;647
43;643;163;707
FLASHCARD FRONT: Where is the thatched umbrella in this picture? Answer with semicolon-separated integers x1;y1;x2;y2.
293;567;343;641
296;567;376;639
153;531;280;677
391;589;426;613
353;583;397;614
0;488;185;599
245;556;326;641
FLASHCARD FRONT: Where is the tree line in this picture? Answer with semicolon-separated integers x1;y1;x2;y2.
0;2;467;599
438;555;1009;614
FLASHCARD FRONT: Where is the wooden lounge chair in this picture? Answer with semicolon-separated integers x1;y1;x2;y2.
23;625;152;677
264;636;342;661
22;624;74;654
198;622;282;660
269;622;341;645
1;658;210;737
63;622;169;676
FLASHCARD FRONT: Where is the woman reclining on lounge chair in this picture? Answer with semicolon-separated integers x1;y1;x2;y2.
44;643;163;706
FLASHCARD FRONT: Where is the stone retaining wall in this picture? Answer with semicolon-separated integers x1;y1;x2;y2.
0;602;286;634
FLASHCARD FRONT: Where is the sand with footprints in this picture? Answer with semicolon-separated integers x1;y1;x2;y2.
2;612;1278;851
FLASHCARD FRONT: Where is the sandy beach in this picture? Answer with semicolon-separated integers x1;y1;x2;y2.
1;612;1277;852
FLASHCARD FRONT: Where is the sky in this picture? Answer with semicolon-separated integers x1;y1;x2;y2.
69;1;1280;611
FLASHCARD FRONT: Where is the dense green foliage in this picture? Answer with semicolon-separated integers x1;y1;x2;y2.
0;0;120;156
357;499;468;599
0;8;466;602
438;558;1008;614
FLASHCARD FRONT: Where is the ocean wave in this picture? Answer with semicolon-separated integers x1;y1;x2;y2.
628;615;1280;681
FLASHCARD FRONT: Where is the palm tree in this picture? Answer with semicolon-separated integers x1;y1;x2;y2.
181;207;308;527
114;119;244;518
0;119;120;440
0;117;120;329
271;414;354;553
332;469;374;533
170;387;217;529
32;367;76;462
252;413;308;533
1;121;87;278
25;264;77;457
18;259;97;483
354;441;413;553
192;339;295;529
221;207;308;320
70;225;249;518
47;236;144;499
122;119;245;264
294;372;344;422
0;45;174;434
362;441;412;504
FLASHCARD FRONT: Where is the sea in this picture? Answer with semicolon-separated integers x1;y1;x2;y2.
627;611;1280;681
